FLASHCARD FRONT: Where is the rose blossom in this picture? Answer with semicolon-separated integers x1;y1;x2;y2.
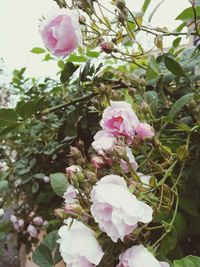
33;216;44;226
91;156;105;169
58;218;104;267
120;146;138;173
135;122;155;140
92;130;116;152
90;175;153;242
117;244;169;267
40;9;82;57
63;185;78;204
65;165;82;175
100;101;139;139
27;224;38;238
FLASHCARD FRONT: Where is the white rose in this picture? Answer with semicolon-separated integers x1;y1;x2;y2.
58;218;104;267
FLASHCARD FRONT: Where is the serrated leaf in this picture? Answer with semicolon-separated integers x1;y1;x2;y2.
176;6;200;21
164;55;185;77
174;255;200;267
31;47;46;54
50;173;68;197
170;93;194;116
0;109;18;127
60;62;79;83
32;243;53;267
146;56;160;80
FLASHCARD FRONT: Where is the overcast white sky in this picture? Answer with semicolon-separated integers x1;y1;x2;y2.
0;0;190;80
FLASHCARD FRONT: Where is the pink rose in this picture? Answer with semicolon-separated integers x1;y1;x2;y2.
40;10;82;57
135;122;155;140
92;130;116;152
63;185;78;204
120;146;138;173
90;175;153;242
100;101;139;139
117;244;169;267
58;218;104;266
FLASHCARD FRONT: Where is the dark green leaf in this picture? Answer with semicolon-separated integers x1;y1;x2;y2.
179;197;200;217
31;47;46;54
0;180;8;191
176;6;200;21
170;93;194;116
80;60;91;82
174;255;200;267
164;55;185;77
50;173;68;197
173;37;182;48
32;181;39;194
160;228;178;255
0;109;18;127
32;243;53;267
60;62;79;83
43;231;59;251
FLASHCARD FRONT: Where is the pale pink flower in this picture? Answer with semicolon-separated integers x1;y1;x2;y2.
63;185;78;204
58;218;104;267
117;244;169;267
0;208;4;217
100;101;139;139
33;216;44;226
120;147;138;173
65;165;82;175
90;175;153;242
135;122;155;140
27;224;38;238
92;130;116;152
18;219;25;229
40;9;82;57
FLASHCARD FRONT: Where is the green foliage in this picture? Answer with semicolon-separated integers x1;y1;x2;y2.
50;173;68;197
174;255;200;267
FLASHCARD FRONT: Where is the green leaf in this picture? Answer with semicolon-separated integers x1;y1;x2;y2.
50;173;68;197
0;180;8;191
16;98;45;119
169;93;194;116
60;62;79;83
146;91;158;115
160;228;178;255
174;212;187;240
142;0;151;14
67;54;87;62
164;55;185;77
176;6;200;21
80;60;91;82
31;47;46;54
32;243;53;267
32;181;39;194
173;37;182;48
86;51;100;58
174;255;200;267
146;56;160;80
179;197;200;217
43;231;59;251
0;109;18;127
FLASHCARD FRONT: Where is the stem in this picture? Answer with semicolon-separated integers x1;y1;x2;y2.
42;92;97;114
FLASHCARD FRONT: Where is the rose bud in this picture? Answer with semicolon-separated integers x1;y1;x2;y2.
43;175;50;183
135;123;155;141
64;203;82;217
27;224;38;238
100;42;115;53
33;216;44;226
65;165;82;176
86;171;97;183
91;156;105;169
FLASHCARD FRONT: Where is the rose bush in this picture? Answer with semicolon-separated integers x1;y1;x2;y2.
0;0;200;266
